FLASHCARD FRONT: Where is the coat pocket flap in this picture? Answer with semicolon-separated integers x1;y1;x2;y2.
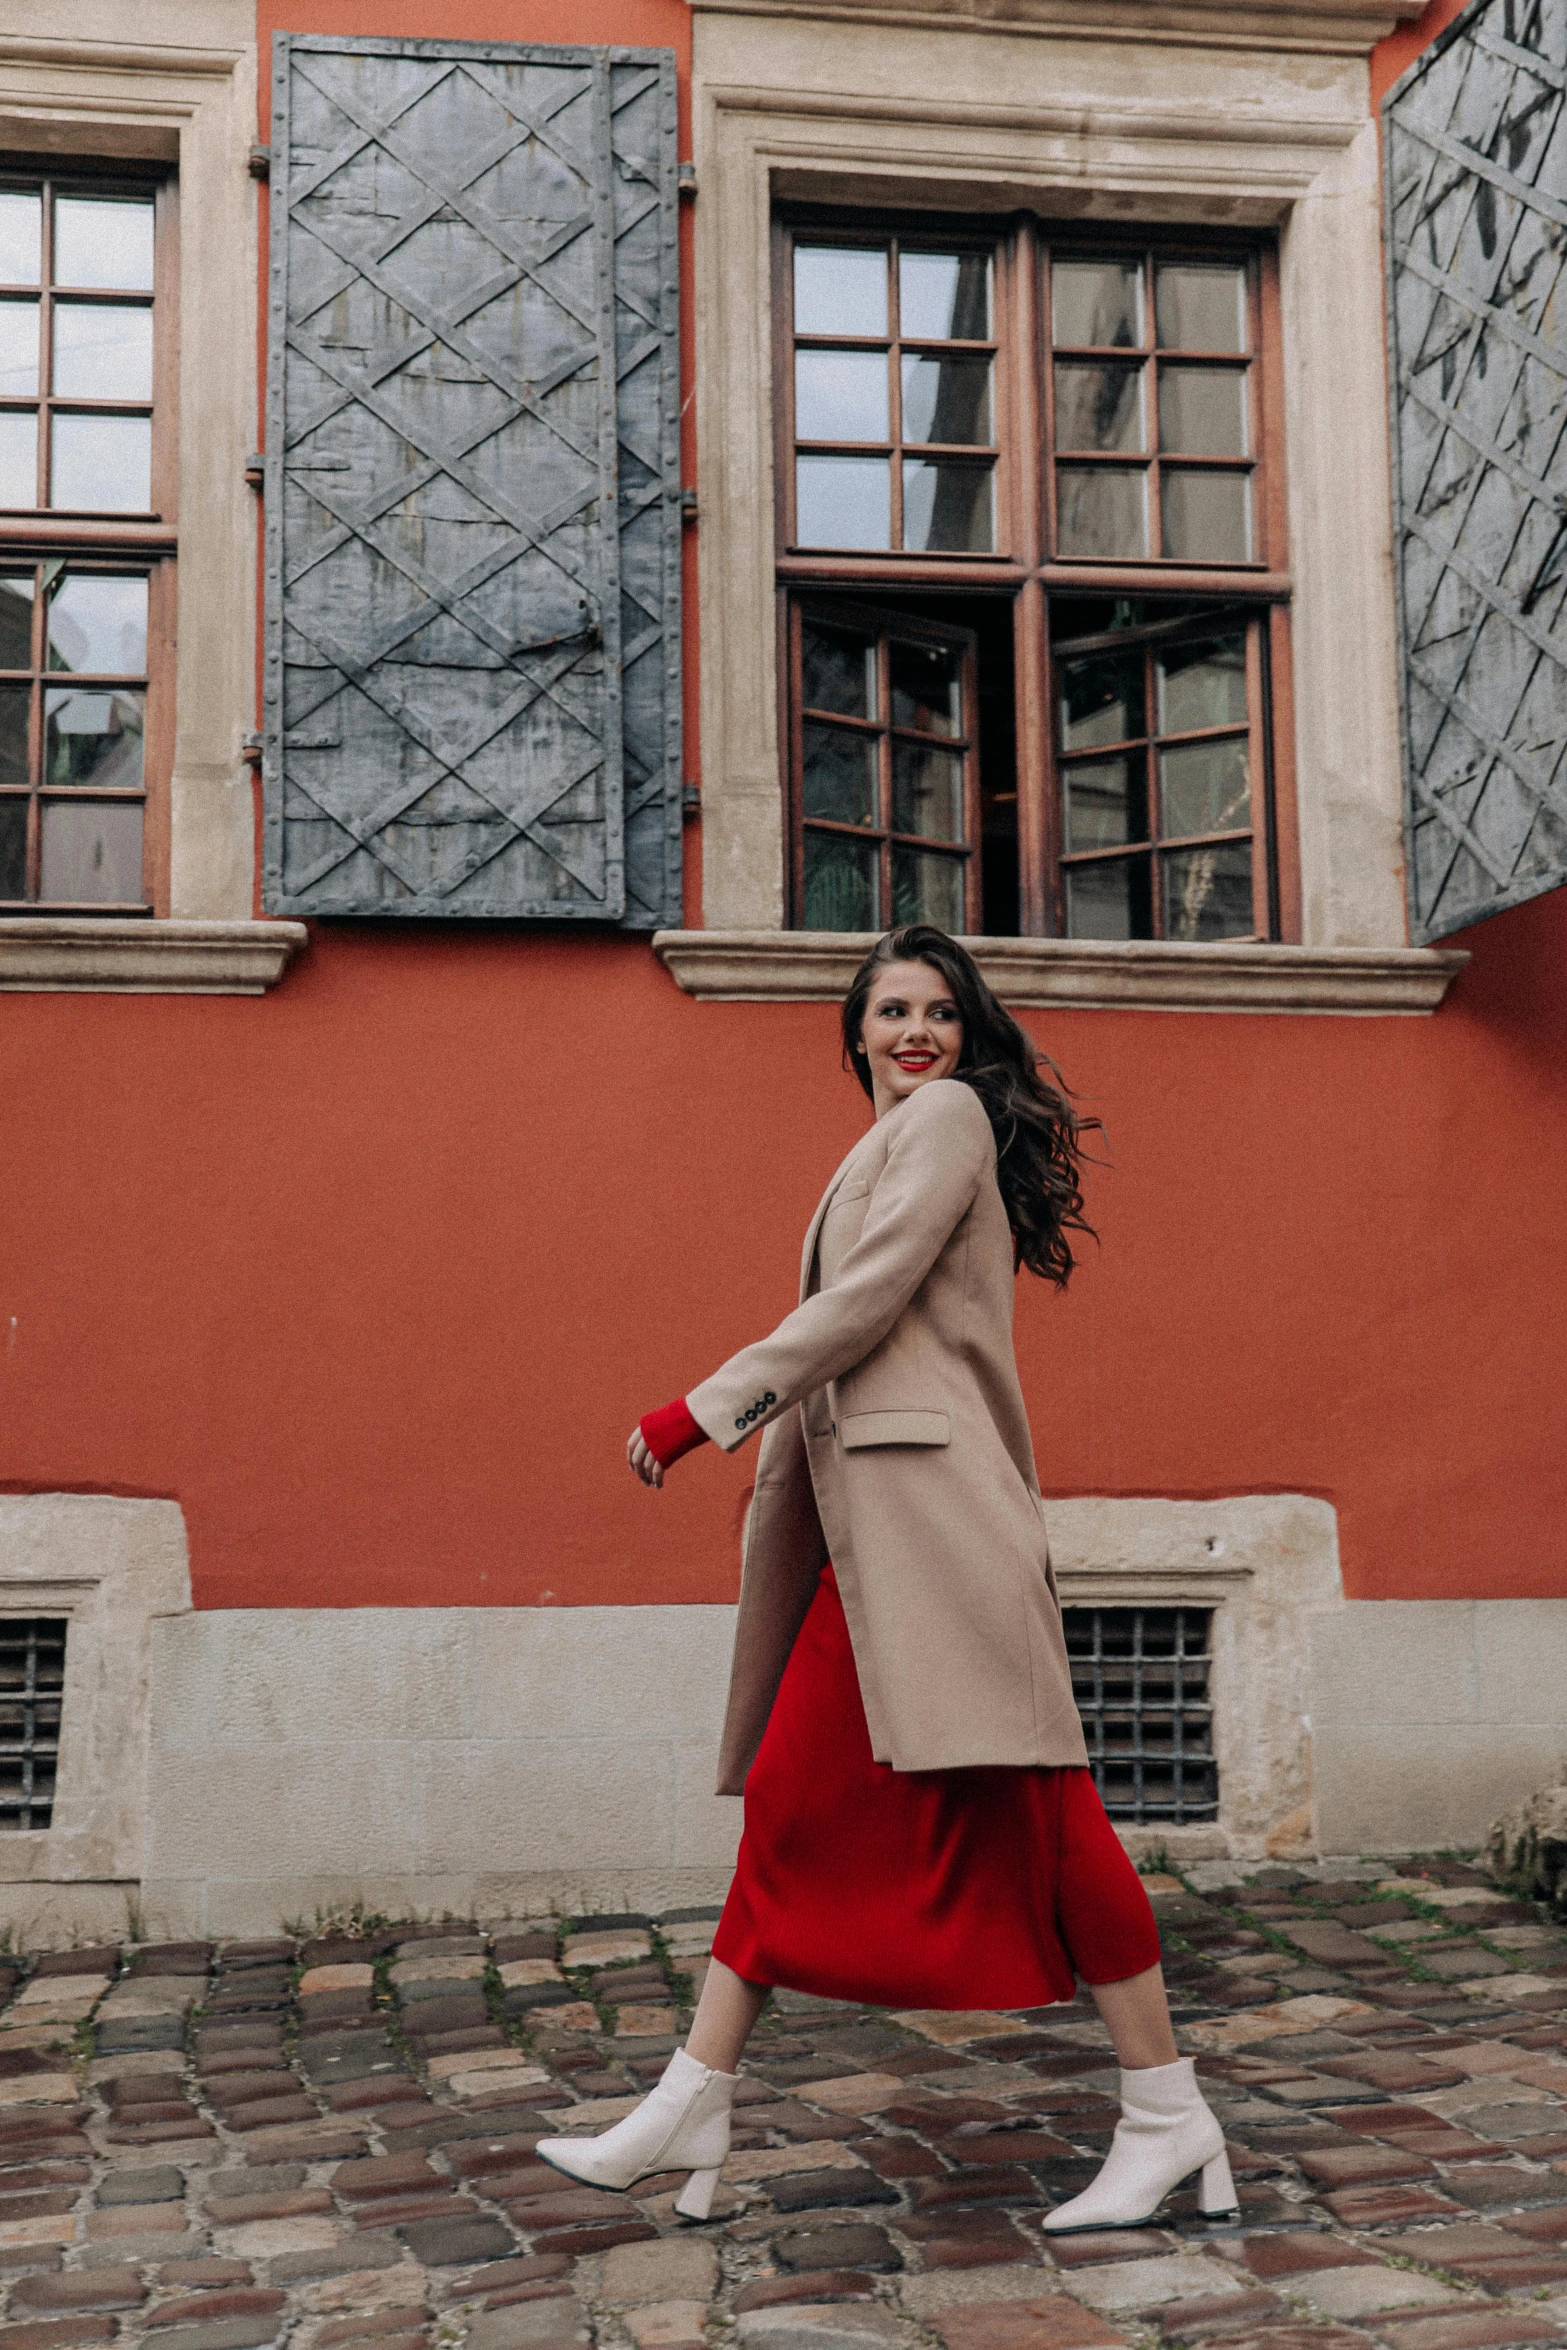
839;1410;951;1449
826;1177;872;1206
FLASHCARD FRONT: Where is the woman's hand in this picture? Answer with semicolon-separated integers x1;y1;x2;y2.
627;1427;665;1489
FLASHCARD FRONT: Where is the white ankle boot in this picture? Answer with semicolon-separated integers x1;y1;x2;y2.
535;2045;736;2221
1042;2057;1237;2234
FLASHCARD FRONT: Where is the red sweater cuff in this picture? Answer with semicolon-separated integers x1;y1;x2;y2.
640;1397;709;1470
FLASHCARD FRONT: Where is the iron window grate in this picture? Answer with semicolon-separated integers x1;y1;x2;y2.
1064;1606;1217;1823
0;1618;67;1831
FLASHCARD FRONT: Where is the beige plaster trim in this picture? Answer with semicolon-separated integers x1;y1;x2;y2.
0;0;259;921
1048;1494;1344;1861
0;1498;191;1897
689;1;1422;54
692;14;1410;950
0;918;308;993
653;930;1469;1013
1311;1602;1567;1856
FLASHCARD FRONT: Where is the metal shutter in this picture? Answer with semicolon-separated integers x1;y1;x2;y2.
262;35;681;924
1385;0;1567;942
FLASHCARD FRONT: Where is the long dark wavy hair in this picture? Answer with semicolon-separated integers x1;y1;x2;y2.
841;926;1098;1287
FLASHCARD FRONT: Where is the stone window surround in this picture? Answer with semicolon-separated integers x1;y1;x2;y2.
1046;1493;1345;1864
0;13;300;996
0;1496;191;1947
680;2;1463;1014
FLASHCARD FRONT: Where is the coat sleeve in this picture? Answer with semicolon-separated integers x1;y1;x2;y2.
687;1079;994;1454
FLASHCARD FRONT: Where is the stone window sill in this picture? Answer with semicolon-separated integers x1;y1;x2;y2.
0;919;309;995
653;931;1469;1013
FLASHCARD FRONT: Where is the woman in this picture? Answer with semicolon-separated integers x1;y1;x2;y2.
537;926;1234;2235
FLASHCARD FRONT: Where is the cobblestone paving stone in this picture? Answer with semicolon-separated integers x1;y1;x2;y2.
0;1860;1563;2350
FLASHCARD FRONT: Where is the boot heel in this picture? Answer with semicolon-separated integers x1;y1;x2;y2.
1199;2149;1238;2220
674;2165;721;2221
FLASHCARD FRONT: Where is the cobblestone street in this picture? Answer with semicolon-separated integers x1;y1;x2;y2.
0;1858;1565;2350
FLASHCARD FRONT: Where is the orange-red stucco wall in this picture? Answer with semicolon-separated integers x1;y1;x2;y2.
2;0;1563;1615
5;893;1566;1610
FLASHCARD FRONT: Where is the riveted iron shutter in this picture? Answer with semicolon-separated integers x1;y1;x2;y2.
609;55;684;930
262;34;681;923
1385;0;1567;941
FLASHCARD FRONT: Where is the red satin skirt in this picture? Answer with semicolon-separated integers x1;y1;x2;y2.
712;1566;1161;2010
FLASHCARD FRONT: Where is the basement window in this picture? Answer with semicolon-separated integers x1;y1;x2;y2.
1064;1605;1217;1822
0;1617;66;1829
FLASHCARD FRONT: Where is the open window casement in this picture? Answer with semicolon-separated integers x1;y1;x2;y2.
262;35;681;924
1385;0;1567;944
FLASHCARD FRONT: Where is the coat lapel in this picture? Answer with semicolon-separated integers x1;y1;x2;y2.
797;1129;879;1303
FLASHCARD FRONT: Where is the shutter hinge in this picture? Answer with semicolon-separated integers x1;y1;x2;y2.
249;144;271;181
244;453;265;488
680;488;698;525
681;782;701;814
678;162;697;199
240;731;264;770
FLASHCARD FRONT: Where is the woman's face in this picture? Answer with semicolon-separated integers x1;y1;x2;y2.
858;960;965;1116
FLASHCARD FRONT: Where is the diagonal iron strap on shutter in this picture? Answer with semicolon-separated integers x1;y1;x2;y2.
262;34;681;923
1385;0;1567;943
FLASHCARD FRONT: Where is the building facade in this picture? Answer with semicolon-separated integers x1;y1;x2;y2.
0;0;1564;1941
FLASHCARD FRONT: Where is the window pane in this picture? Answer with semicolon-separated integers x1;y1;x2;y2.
44;685;144;789
48;574;148;675
1065;757;1145;851
52;303;153;401
0;798;24;896
892;741;964;840
795;245;887;338
54;198;155;292
0;573;32;669
0;412;36;507
796;454;890;549
1159;364;1247;456
892;844;964;930
51;413;151;512
1161;468;1250;562
804;829;877;929
1156;263;1246;352
39;797;143;903
1065;856;1150;939
1061;649;1144;751
899;251;990;341
1158;634;1247;734
1056;465;1148;559
0;686;29;786
903;458;993;553
1163;840;1253;939
0;194;41;288
1160;735;1250;838
0;300;38;396
890;638;962;737
802;720;875;826
1054;361;1144;454
802;621;875;719
901;355;991;445
1053;259;1143;349
795;349;888;443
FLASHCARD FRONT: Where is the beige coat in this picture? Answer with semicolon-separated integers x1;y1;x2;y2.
687;1077;1088;1792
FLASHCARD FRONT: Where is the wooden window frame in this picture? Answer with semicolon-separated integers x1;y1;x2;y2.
787;595;983;933
774;206;1300;942
0;158;178;919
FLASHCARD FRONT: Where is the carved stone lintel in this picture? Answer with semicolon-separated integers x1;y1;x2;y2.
653;930;1469;1014
0;919;309;995
687;0;1423;52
